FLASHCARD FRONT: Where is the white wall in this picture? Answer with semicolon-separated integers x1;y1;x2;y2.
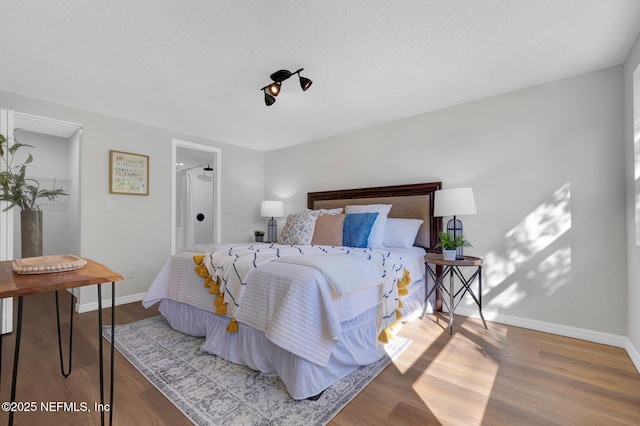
624;32;640;368
11;130;72;256
0;89;265;309
266;67;628;338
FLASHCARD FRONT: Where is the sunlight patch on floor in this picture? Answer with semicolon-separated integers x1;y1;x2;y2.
416;331;500;425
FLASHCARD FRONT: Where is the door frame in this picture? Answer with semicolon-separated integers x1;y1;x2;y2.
171;139;221;254
0;109;14;333
0;108;15;261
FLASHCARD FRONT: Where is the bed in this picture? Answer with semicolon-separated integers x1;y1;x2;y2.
143;182;442;400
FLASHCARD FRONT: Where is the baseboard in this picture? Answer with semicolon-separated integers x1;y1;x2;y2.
76;292;147;313
625;338;640;374
454;306;629;349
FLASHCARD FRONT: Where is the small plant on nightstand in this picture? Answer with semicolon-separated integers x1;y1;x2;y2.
254;230;265;242
436;231;472;260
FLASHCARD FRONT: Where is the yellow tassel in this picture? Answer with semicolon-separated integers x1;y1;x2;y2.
397;299;403;309
397;270;410;295
396;309;402;320
226;318;239;333
210;282;220;294
193;255;204;265
213;294;225;306
215;303;227;316
377;327;394;344
397;269;411;290
194;264;209;278
204;276;215;288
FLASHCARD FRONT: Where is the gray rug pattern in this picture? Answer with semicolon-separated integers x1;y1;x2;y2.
103;316;410;426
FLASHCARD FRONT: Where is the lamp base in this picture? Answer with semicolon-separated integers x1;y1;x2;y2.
446;217;464;260
267;217;277;243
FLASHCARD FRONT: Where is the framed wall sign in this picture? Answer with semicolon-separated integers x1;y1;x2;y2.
109;150;149;195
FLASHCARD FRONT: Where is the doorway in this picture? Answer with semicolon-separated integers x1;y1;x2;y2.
0;110;81;333
171;139;221;254
13;113;81;256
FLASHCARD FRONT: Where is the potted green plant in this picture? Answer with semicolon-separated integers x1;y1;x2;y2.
0;133;67;258
254;230;265;242
436;231;472;261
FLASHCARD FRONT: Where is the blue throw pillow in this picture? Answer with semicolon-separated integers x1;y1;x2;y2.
343;213;379;248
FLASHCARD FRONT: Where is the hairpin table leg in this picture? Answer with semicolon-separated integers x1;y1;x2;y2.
55;290;75;377
8;296;24;425
0;329;3;388
98;282;115;426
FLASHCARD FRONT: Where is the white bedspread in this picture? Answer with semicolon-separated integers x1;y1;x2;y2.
274;252;382;296
144;244;426;366
206;244;401;313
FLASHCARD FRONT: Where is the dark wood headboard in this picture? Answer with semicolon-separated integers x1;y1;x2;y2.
307;182;442;251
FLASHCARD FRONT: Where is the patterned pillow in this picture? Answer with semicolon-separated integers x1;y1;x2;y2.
316;208;343;215
278;210;321;245
303;207;344;215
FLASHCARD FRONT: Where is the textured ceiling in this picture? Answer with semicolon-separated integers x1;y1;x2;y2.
1;1;640;151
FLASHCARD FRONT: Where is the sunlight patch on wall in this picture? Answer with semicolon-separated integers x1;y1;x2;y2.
483;183;571;309
634;64;640;246
534;246;571;296
485;280;526;309
636;121;640;238
636;126;640;181
504;183;571;254
637;190;640;246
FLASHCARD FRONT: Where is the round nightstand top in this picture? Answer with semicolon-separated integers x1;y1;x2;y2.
425;253;483;266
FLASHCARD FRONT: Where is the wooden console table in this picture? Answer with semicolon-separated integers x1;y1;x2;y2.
0;258;123;425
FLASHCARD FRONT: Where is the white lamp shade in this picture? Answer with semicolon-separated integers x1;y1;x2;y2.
260;200;284;218
434;188;477;217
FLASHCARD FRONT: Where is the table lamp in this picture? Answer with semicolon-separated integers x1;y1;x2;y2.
434;188;477;259
260;200;284;242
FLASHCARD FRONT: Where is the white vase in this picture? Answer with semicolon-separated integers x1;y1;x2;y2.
442;249;456;261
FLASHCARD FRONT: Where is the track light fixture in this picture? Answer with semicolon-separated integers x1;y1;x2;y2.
268;81;281;96
263;89;276;106
260;68;312;106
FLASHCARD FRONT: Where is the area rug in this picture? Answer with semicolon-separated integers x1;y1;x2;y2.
103;316;410;426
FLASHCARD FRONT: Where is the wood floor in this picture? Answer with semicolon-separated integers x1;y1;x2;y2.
1;292;639;425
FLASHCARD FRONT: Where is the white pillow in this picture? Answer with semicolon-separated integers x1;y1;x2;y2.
383;218;424;248
344;204;392;248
